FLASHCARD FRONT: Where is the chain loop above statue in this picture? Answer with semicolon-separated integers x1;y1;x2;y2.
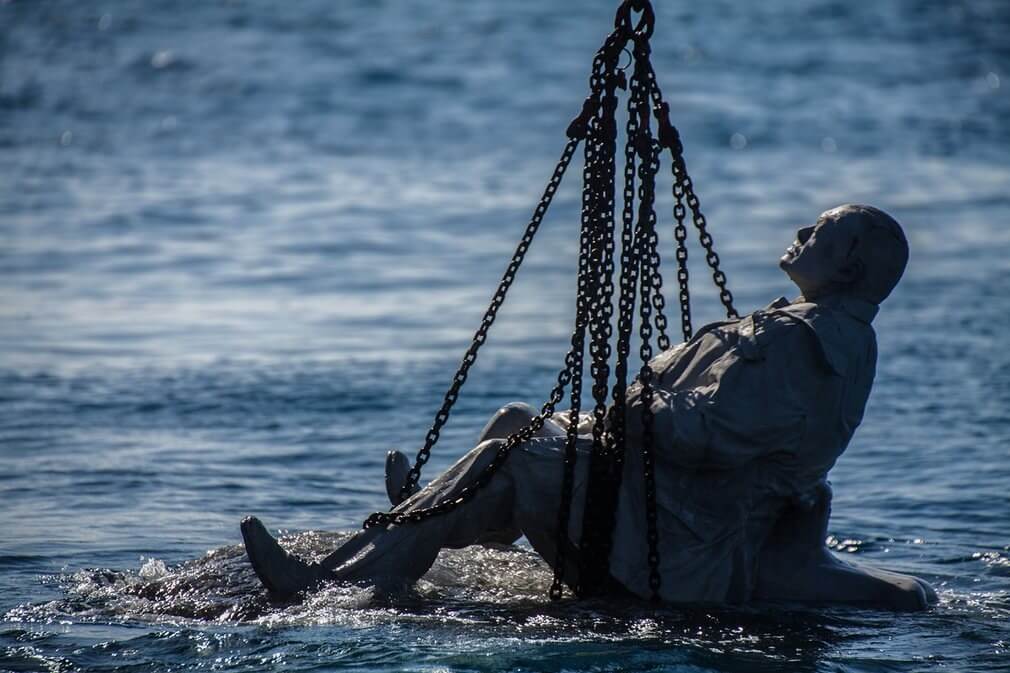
614;0;655;40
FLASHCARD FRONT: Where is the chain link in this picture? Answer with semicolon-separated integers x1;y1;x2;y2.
573;61;616;598
677;168;738;320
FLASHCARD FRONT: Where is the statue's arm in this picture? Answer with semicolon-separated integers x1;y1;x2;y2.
753;484;937;610
641;323;826;470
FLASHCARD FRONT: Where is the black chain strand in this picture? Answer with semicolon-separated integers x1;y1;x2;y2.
604;60;641;475
548;42;617;597
646;62;737;320
362;136;581;529
579;80;624;596
548;180;595;600
363;20;627;530
671;161;692;341
576;56;646;597
636;127;663;600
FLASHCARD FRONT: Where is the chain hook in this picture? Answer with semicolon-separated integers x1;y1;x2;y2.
614;0;655;40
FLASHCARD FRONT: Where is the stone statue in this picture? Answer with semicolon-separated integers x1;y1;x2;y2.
240;204;938;610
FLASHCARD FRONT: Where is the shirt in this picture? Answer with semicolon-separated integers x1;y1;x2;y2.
606;294;879;603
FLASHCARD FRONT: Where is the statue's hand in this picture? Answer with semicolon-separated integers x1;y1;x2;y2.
552;409;594;435
767;480;833;556
790;479;833;512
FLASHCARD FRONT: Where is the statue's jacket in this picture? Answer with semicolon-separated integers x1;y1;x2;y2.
600;295;880;603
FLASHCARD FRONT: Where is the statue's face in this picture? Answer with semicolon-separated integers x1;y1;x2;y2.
779;207;860;299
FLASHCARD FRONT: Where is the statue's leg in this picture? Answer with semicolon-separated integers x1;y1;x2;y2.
319;437;528;589
245;434;591;597
242;438;521;597
323;432;594;594
479;401;595;439
753;485;937;611
471;407;597;591
384;402;566;509
756;545;937;611
477;402;566;443
468;402;568;545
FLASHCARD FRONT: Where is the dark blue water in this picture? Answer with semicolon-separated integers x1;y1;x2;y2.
2;1;1009;671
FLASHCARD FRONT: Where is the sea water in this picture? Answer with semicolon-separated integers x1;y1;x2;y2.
1;1;1008;671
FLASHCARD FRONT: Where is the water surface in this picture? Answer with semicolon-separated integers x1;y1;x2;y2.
2;1;1008;671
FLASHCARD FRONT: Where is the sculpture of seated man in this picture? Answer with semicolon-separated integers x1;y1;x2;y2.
240;203;937;611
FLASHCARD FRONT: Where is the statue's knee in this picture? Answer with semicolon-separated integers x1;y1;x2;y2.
491;402;536;434
914;577;938;605
499;402;536;421
860;565;934;611
479;403;536;443
886;577;930;611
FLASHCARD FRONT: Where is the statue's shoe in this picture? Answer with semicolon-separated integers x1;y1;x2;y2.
385;450;419;506
240;516;334;598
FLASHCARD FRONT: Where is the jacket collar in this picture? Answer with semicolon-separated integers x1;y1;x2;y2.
808;295;879;324
769;295;879;324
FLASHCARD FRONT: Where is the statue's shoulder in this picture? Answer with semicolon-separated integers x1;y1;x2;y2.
762;299;877;376
684;300;815;361
732;303;816;364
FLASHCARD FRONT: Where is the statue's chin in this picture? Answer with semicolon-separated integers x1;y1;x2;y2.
779;264;802;293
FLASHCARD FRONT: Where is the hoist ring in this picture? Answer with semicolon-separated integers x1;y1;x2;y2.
614;0;655;40
617;47;633;72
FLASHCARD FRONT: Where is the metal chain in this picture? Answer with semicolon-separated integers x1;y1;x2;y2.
361;2;739;608
576;39;633;596
398;137;579;502
589;59;620;429
548;41;617;597
364;23;626;532
635;127;663;599
644;63;738;320
362;137;580;528
637;239;662;600
649;259;671;351
575;59;647;597
674;154;738;320
631;43;671;352
548;170;595;600
671;166;692;341
605;59;641;456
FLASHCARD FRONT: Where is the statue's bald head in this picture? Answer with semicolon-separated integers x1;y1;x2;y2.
832;204;908;304
780;204;909;305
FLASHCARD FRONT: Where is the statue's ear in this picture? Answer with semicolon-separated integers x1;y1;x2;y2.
834;237;865;284
834;257;865;284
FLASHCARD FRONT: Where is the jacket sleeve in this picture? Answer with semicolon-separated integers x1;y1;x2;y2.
629;314;833;470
